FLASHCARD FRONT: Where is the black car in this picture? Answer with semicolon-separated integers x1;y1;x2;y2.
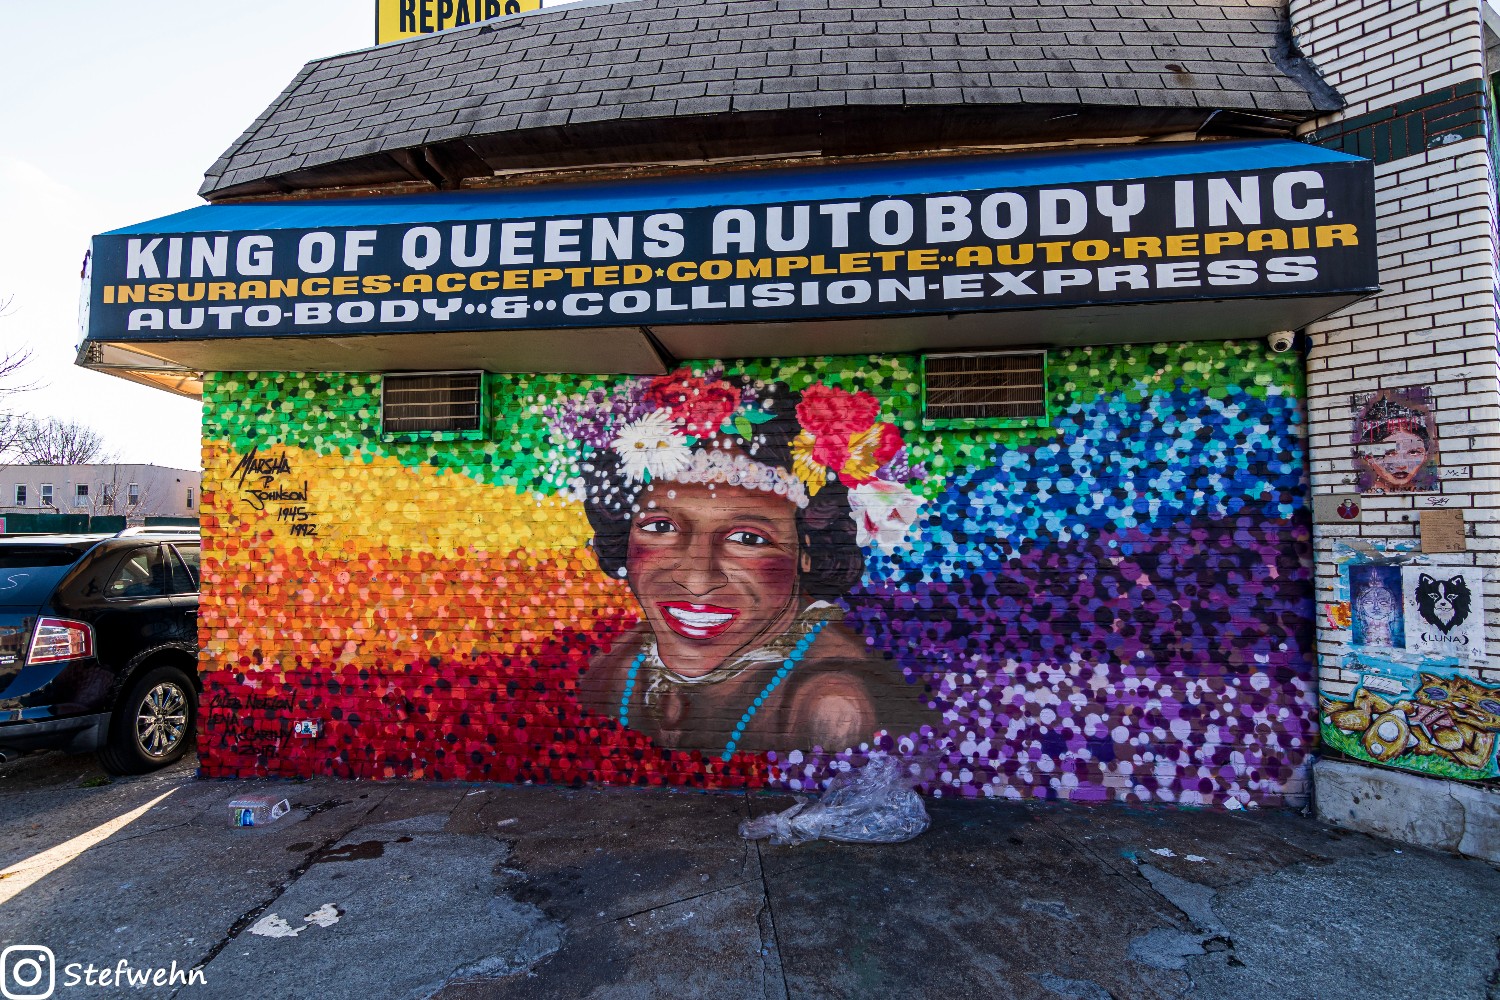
0;530;200;773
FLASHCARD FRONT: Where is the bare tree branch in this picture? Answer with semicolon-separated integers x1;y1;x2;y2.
0;295;37;400
16;418;112;466
0;295;42;464
82;467;166;520
0;300;111;468
0;414;34;462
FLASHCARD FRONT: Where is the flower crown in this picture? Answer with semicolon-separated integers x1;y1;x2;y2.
549;368;926;553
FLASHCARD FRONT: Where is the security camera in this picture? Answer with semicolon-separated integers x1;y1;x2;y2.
1267;331;1296;353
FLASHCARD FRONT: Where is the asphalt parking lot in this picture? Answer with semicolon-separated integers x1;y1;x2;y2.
1;751;1497;1000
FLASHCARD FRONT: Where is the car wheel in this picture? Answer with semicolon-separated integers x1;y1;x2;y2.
98;665;197;775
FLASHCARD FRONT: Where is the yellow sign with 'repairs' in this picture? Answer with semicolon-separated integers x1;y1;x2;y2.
377;0;541;45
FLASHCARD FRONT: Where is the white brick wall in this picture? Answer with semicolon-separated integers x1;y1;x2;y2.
1291;0;1500;692
1294;0;1486;117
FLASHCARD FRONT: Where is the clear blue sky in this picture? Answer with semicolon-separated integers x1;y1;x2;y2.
1;2;373;469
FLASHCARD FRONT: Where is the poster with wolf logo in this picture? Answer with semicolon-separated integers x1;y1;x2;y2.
1402;567;1486;662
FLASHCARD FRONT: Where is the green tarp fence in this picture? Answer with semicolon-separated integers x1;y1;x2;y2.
0;514;128;534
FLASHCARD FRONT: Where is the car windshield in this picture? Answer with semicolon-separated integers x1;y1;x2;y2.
0;547;85;605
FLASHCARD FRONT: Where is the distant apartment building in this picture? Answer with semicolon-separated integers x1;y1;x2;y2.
0;464;201;520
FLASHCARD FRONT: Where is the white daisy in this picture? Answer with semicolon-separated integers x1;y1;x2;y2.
611;410;692;482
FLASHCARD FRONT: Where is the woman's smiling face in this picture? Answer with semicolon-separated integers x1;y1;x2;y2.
626;480;805;677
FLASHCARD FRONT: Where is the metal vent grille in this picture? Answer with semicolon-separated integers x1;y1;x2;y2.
382;372;483;433
924;351;1047;422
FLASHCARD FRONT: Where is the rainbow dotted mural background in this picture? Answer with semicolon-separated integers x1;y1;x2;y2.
198;342;1315;808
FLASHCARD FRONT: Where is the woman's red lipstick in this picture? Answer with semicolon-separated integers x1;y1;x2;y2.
658;602;740;640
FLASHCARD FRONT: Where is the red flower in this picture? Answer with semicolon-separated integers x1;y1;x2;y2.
871;422;903;468
811;434;851;470
796;384;880;441
646;369;742;436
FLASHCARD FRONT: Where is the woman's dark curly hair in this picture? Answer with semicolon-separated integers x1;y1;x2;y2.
581;376;864;599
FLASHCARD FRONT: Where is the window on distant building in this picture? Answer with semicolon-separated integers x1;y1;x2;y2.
40;484;52;508
186;487;194;510
74;484;89;507
128;483;140;506
13;485;25;507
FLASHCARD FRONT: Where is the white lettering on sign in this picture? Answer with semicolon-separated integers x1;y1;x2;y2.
90;163;1374;338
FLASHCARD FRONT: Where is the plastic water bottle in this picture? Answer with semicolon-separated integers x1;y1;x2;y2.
228;796;291;828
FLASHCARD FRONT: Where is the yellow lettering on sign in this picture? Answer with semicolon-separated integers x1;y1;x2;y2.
1317;224;1358;247
1203;231;1244;255
376;0;544;46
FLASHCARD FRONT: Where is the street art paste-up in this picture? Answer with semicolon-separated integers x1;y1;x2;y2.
1403;566;1486;663
1351;387;1439;494
195;343;1316;808
1322;659;1500;780
1349;563;1405;651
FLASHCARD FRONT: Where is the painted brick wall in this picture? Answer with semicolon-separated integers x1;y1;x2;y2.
1292;0;1500;775
197;343;1317;808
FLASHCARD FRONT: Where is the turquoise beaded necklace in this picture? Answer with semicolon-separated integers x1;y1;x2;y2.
618;618;830;762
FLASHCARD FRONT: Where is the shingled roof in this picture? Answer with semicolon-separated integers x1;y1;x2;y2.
201;0;1340;200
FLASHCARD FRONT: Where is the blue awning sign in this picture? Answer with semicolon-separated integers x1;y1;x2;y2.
82;141;1377;344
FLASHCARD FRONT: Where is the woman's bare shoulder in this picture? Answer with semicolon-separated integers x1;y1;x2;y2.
778;621;939;748
779;668;879;752
579;624;651;709
775;623;888;750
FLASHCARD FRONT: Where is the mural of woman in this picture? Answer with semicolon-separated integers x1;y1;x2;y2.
1353;388;1439;494
558;368;938;761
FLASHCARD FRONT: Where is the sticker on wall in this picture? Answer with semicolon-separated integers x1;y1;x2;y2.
1402;567;1486;663
1312;492;1362;524
1351;387;1439;494
1420;508;1466;553
1349;563;1404;651
1322;658;1500;780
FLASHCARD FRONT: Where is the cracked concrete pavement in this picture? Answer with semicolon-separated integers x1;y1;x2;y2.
1;751;1498;999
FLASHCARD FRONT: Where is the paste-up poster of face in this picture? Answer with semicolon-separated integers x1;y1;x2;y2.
1402;566;1486;662
1352;387;1439;494
1350;563;1404;650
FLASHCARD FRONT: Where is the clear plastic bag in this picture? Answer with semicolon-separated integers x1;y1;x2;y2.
739;753;929;846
